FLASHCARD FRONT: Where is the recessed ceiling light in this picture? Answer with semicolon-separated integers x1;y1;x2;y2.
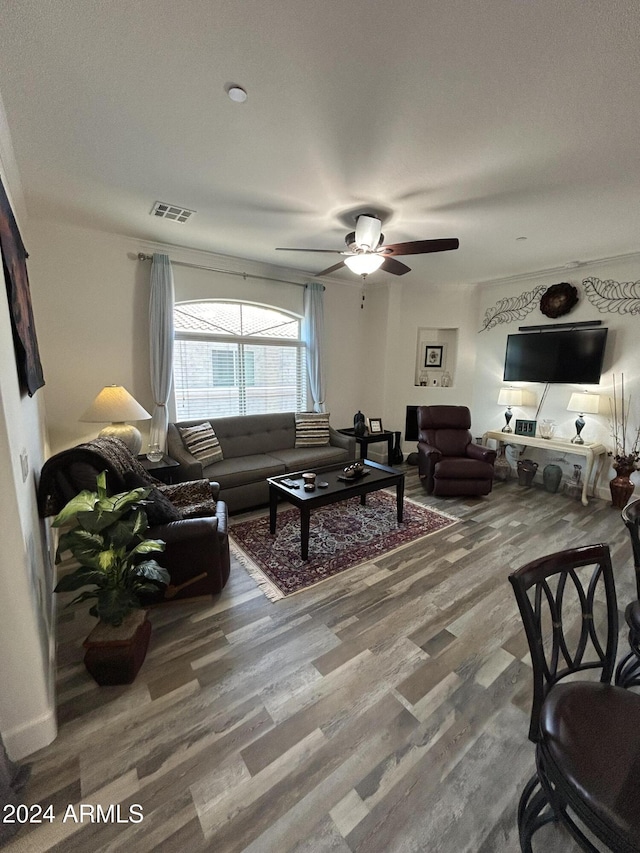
226;84;247;103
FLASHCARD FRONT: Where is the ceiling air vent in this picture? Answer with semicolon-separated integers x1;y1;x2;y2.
150;201;195;223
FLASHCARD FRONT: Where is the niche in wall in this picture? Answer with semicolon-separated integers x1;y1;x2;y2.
415;327;458;387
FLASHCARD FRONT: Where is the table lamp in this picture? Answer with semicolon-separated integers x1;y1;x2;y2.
80;385;151;455
567;392;600;444
497;388;524;433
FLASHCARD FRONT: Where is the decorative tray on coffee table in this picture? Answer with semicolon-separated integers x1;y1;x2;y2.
337;469;371;482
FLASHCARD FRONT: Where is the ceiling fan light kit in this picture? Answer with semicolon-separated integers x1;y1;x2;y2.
344;254;385;275
276;213;459;278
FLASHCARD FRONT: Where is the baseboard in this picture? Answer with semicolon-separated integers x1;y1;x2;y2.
3;708;57;761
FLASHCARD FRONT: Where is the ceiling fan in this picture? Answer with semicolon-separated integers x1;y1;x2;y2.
276;214;459;277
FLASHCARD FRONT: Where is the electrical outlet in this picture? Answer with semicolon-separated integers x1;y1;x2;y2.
19;449;29;482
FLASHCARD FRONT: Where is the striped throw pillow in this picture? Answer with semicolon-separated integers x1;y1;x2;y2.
178;422;224;466
295;412;331;448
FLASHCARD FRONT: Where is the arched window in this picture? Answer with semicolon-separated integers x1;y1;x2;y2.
173;300;306;418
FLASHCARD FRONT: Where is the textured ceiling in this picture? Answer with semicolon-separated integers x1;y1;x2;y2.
0;0;639;285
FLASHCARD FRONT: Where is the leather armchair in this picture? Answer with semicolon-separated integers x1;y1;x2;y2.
37;437;230;601
417;405;496;496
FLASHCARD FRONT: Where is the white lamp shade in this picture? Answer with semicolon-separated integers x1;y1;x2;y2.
498;388;524;406
80;385;151;423
344;253;385;275
567;392;600;414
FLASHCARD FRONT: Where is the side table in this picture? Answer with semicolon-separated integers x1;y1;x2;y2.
137;454;180;484
338;428;395;465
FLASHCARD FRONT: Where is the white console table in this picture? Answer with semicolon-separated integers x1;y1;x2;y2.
483;430;608;506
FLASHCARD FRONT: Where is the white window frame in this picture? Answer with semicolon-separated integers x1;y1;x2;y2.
172;299;307;419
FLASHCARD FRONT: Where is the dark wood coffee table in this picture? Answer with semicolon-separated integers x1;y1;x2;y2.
268;459;405;560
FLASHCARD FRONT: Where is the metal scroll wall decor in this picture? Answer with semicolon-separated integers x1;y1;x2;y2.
478;285;547;332
480;275;640;331
583;276;640;315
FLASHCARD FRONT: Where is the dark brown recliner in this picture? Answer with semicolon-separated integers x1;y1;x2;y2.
37;437;230;601
417;405;496;496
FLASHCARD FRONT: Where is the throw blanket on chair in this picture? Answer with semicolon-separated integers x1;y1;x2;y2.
38;437;216;518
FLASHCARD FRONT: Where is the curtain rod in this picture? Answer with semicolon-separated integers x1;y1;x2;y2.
136;253;319;289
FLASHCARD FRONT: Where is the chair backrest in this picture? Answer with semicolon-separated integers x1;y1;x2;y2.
509;543;618;742
622;499;640;600
417;405;472;456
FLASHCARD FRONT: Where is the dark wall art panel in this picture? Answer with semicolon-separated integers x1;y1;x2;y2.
0;175;44;396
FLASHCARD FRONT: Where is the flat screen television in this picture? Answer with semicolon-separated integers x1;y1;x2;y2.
503;328;608;384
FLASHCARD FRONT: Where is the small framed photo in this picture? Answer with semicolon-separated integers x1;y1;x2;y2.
425;345;444;369
368;417;383;434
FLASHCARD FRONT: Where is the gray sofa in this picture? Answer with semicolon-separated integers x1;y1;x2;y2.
167;412;356;512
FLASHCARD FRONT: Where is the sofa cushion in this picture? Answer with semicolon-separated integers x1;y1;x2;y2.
270;445;351;472
202;454;286;489
295;412;330;448
178;422;224;465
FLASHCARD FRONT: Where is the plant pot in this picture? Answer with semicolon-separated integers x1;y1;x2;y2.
610;463;636;510
83;609;151;686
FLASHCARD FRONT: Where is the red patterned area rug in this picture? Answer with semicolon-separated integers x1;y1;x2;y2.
229;492;458;601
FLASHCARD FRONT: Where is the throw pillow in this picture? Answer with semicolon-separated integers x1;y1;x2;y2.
295;412;331;448
178;422;224;466
122;471;183;527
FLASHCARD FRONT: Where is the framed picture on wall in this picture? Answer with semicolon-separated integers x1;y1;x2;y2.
424;344;445;369
0;175;45;396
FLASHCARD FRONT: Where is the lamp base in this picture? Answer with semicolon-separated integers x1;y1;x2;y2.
571;415;586;446
98;423;142;455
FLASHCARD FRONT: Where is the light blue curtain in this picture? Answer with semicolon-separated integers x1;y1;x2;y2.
302;282;326;412
148;253;175;451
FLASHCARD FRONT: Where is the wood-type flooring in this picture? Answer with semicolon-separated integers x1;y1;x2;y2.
5;469;637;852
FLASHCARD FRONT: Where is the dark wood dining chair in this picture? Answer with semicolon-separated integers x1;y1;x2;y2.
509;543;640;852
615;499;640;688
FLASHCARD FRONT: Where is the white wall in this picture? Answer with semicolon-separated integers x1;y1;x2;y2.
0;110;56;758
364;276;481;454
472;254;640;499
26;221;369;453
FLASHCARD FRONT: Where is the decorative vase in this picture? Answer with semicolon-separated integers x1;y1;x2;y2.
564;464;583;500
543;463;563;493
353;411;366;437
146;442;164;462
538;419;556;440
494;445;512;481
610;461;636;509
517;459;538;487
391;431;404;465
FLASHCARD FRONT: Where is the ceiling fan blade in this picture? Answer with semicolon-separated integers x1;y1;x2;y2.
315;260;346;277
381;238;459;256
275;247;342;254
380;257;411;276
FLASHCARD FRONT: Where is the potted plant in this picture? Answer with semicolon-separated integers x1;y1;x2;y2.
53;471;169;684
609;374;640;509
